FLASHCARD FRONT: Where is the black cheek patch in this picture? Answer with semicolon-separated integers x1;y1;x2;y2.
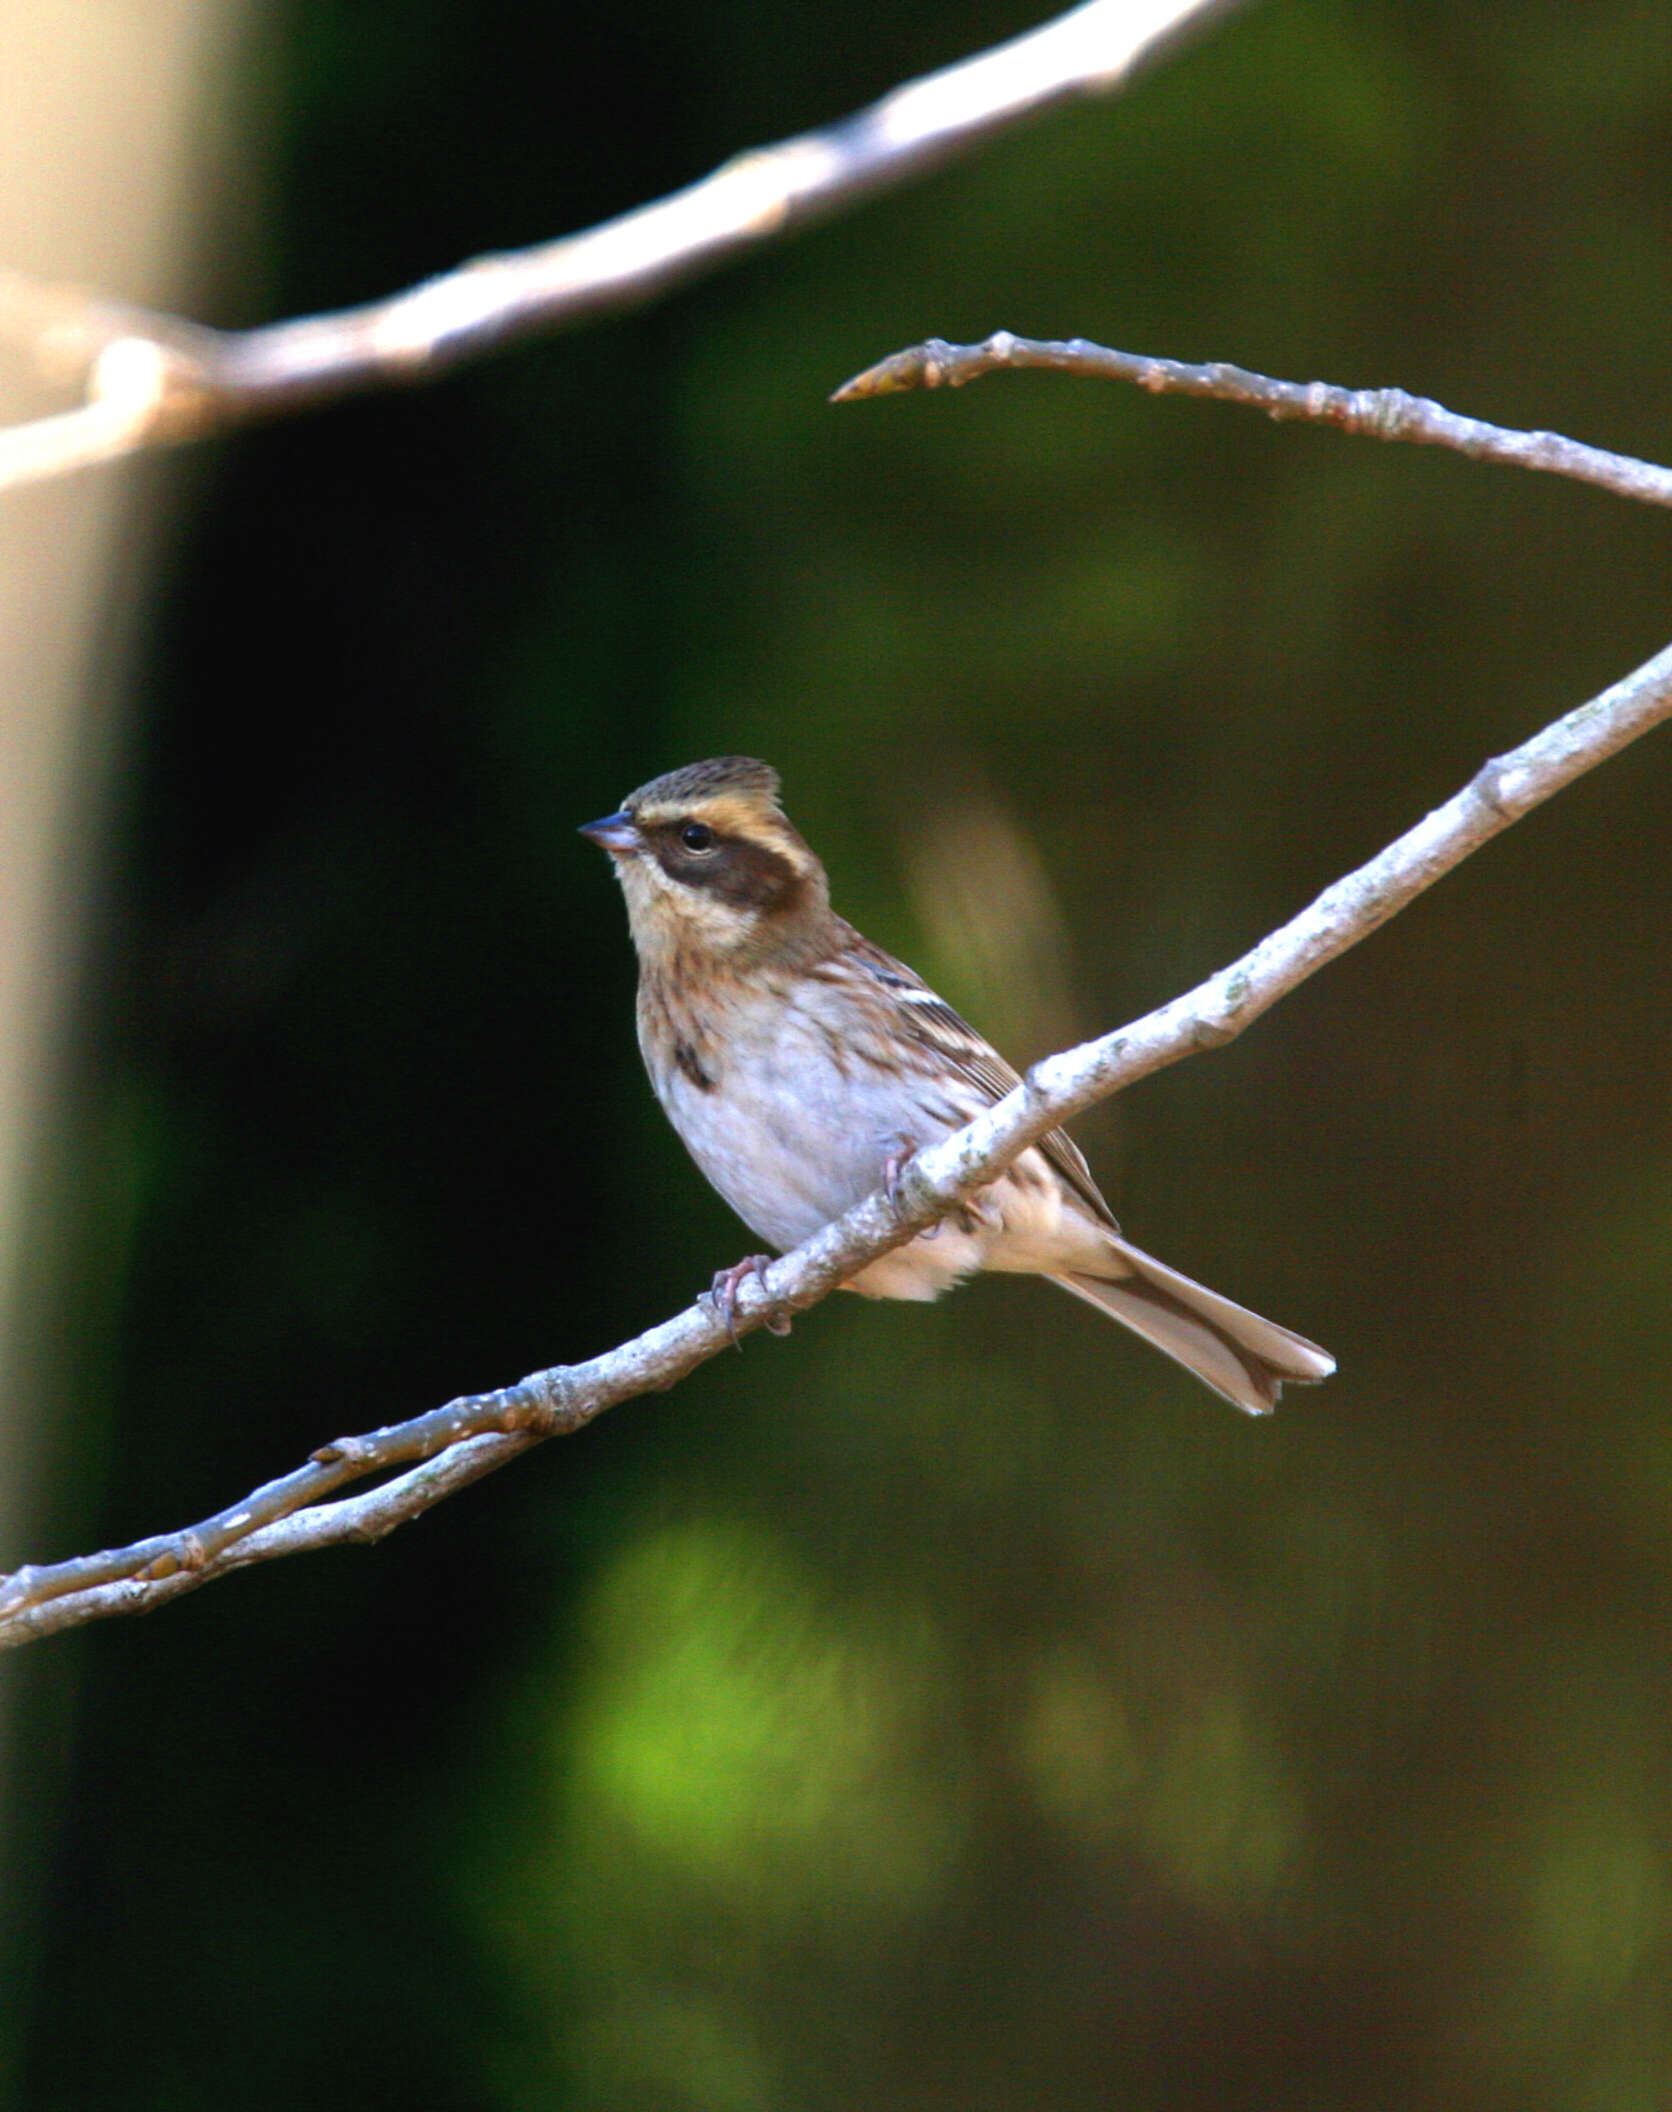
710;840;804;913
655;833;804;914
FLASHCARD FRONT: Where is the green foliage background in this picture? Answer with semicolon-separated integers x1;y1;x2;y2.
10;2;1672;2106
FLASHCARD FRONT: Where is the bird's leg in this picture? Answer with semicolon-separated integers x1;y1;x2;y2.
880;1132;941;1239
705;1254;793;1343
881;1133;918;1211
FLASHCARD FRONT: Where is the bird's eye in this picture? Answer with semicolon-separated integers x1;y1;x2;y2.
680;821;717;852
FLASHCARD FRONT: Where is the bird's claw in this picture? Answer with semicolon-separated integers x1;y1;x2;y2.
704;1254;792;1344
881;1133;920;1215
881;1133;946;1236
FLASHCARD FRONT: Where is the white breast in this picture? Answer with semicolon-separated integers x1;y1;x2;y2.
640;973;1107;1301
645;980;893;1251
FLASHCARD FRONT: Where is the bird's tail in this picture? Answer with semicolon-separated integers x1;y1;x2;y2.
1052;1237;1334;1414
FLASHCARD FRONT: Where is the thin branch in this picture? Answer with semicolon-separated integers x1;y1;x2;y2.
0;0;1249;495
6;624;1672;1647
832;332;1672;507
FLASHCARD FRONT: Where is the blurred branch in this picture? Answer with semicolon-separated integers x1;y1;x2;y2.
6;625;1672;1646
0;0;1249;495
833;332;1672;506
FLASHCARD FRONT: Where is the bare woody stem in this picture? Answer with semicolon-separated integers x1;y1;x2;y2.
832;332;1672;508
5;623;1671;1647
0;0;1249;494
8;24;1672;1645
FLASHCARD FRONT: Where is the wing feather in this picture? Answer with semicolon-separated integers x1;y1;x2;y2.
840;928;1119;1230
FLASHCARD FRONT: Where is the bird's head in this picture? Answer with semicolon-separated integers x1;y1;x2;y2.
580;756;830;970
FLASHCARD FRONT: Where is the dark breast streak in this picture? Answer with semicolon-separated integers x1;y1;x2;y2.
673;1037;715;1091
640;973;724;1098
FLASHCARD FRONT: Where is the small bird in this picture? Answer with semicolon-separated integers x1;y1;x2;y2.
582;757;1333;1413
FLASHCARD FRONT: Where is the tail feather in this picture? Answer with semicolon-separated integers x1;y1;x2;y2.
1054;1238;1334;1415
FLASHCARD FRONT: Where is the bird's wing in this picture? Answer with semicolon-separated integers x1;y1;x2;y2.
845;930;1120;1232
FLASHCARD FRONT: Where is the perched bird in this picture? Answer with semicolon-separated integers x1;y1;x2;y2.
581;757;1333;1413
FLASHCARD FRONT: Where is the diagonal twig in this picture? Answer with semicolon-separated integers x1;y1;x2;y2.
0;0;1250;495
832;331;1672;508
6;621;1672;1648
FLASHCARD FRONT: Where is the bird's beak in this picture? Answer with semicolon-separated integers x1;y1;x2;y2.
579;810;642;855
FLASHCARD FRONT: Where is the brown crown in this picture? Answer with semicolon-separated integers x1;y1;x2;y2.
624;756;781;815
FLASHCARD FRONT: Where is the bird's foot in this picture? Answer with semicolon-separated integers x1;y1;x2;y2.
881;1133;943;1237
962;1188;1001;1229
881;1134;920;1215
704;1254;792;1344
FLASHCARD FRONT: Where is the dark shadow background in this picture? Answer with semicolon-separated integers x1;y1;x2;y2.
9;1;1672;2106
